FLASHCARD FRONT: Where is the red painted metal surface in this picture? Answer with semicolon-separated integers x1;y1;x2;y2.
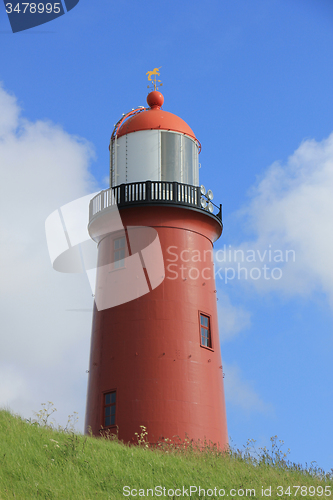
117;101;196;142
146;90;164;109
85;205;228;449
115;91;202;152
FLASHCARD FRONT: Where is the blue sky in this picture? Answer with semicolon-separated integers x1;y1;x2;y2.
1;0;333;474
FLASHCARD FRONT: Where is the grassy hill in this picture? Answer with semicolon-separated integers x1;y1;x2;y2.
0;409;332;499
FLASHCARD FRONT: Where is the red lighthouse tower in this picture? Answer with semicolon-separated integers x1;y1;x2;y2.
85;82;228;448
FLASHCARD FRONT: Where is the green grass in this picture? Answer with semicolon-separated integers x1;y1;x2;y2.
0;409;332;499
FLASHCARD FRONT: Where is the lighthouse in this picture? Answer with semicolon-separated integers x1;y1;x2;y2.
85;75;228;448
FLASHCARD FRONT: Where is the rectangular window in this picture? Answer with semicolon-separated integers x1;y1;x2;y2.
114;237;126;269
200;313;212;348
104;391;116;427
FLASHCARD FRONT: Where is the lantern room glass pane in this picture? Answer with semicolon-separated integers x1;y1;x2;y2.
182;136;194;185
161;132;198;185
161;132;181;182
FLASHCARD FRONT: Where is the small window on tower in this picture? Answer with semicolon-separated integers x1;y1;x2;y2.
200;313;212;348
104;391;116;427
114;237;126;269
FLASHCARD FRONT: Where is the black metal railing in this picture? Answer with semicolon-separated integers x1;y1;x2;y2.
89;181;222;223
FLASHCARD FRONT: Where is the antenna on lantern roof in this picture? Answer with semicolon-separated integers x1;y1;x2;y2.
146;67;163;91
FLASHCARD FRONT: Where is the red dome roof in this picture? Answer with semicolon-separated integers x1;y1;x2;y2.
116;91;196;140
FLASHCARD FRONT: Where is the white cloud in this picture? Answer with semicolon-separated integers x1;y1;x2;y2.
216;133;333;305
217;293;251;342
223;363;273;415
0;83;19;137
0;83;98;428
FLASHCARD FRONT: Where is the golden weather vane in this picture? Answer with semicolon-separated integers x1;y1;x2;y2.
146;67;163;91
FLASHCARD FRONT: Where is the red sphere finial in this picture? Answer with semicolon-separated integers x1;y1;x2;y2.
147;91;164;109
